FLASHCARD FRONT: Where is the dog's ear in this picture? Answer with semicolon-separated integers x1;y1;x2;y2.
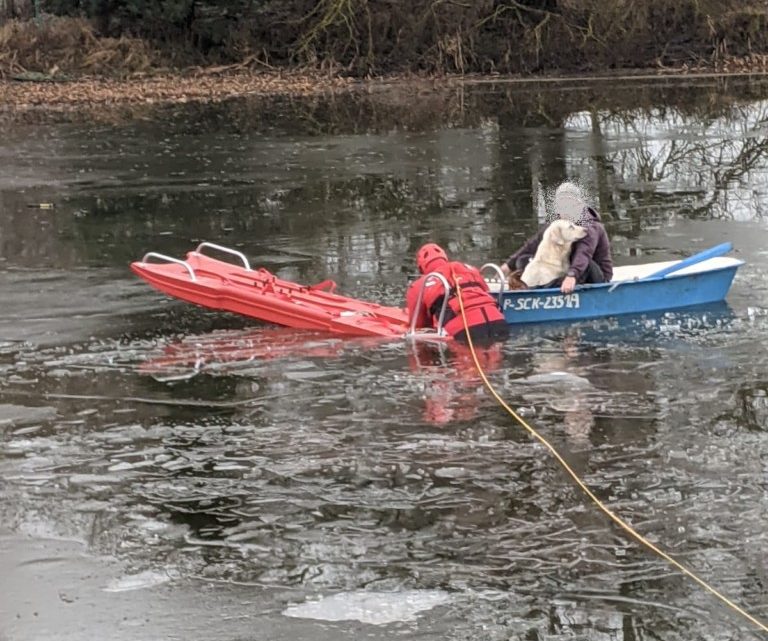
550;222;565;246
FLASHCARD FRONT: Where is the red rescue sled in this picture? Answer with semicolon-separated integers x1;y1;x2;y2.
130;242;414;338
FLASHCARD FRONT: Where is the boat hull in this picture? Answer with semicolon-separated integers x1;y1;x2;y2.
498;261;741;324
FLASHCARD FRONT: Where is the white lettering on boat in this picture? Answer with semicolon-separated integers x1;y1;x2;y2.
503;293;580;312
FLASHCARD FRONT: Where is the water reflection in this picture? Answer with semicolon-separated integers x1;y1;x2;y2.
407;340;504;425
1;78;768;639
1;295;766;638
2;79;768;281
564;101;768;225
139;328;353;382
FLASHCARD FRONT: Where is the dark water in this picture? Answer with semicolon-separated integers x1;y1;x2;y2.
1;76;768;640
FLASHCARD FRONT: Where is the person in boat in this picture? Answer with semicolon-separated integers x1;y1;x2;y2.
406;243;510;343
501;182;613;294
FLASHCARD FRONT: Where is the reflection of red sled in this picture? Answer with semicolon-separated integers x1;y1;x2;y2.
130;243;412;338
139;327;358;381
140;328;504;427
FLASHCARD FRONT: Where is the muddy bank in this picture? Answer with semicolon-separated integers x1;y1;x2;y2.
1;70;359;111
4;65;768;116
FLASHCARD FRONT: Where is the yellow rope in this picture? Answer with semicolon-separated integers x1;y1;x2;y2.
452;276;768;634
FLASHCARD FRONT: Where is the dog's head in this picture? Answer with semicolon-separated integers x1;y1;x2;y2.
547;219;588;246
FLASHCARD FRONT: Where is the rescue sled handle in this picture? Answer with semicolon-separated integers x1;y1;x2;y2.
140;252;197;282
194;242;252;271
480;263;508;305
407;271;451;338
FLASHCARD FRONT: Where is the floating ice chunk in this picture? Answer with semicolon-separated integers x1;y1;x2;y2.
433;466;468;479
0;404;56;427
68;474;124;486
283;589;451;625
515;372;592;388
103;569;175;592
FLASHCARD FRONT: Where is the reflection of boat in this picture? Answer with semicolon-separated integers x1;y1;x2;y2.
131;242;743;335
515;301;736;345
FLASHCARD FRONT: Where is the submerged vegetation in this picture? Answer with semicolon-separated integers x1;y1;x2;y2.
1;0;768;79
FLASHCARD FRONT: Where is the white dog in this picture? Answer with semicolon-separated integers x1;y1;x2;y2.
520;219;587;288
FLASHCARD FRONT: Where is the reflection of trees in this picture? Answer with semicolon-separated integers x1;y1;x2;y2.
564;100;768;227
2;79;768;277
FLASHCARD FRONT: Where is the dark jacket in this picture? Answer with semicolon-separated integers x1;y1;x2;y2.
504;207;613;282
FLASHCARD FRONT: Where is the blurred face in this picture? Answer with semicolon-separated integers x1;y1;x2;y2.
556;197;586;223
554;182;586;223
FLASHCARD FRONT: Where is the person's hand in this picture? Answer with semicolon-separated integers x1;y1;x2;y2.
500;263;511;276
560;276;577;294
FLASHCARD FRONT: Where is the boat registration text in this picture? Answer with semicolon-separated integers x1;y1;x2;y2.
503;293;581;311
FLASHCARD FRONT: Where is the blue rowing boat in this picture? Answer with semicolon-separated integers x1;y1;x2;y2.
487;243;743;325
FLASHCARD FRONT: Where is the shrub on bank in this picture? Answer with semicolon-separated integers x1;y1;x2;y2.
0;16;158;77
1;0;767;77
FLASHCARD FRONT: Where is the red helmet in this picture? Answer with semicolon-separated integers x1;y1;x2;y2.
416;243;448;274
